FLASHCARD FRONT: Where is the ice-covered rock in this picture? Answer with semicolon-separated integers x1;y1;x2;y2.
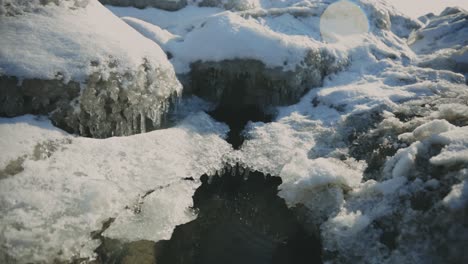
1;0;468;263
409;7;468;79
99;0;187;11
228;9;468;261
0;113;231;263
185;52;342;110
108;0;422;110
0;0;182;138
115;9;347;109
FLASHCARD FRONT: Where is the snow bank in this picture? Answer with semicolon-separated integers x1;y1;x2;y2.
0;0;173;83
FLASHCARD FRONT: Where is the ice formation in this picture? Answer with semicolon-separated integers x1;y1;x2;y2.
0;113;231;262
0;0;467;263
0;0;182;137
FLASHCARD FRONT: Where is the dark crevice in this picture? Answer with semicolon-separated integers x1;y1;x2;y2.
156;164;322;264
209;106;273;149
93;164;323;264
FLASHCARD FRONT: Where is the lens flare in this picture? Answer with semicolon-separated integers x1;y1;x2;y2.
320;0;370;43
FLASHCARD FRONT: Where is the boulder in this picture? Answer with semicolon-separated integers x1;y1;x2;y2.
0;0;182;138
184;49;342;111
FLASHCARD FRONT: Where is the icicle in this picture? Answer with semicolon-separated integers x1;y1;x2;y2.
140;110;146;133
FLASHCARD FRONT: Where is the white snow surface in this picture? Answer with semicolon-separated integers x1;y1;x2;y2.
104;0;421;74
408;7;468;78
109;4;343;73
0;0;176;87
1;0;468;263
0;113;231;262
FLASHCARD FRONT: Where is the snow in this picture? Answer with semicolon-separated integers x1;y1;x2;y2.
169;12;326;73
0;113;231;262
279;153;364;206
324;209;371;237
114;6;342;73
443;180;468;210
106;4;348;74
409;7;468;55
0;0;175;87
104;0;421;74
398;119;456;142
408;7;468;79
1;0;468;263
120;17;181;47
430;126;468;166
106;5;224;36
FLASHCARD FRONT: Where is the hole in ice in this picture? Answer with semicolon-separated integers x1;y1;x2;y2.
94;165;323;264
209;104;273;149
156;164;323;264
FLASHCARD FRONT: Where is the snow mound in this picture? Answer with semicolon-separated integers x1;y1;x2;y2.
0;0;172;83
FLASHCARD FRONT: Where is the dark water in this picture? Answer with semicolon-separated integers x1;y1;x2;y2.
155;165;322;264
94;165;322;264
209;106;273;149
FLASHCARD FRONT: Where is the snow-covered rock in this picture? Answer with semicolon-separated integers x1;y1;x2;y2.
110;6;348;108
99;0;187;11
198;0;260;11
358;0;422;38
1;0;468;263
106;0;421;109
409;7;468;79
0;113;231;262
0;0;182;138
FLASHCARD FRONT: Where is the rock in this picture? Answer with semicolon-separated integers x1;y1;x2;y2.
99;0;187;11
119;10;347;112
0;70;180;138
0;76;81;118
96;238;160;264
0;0;182;138
183;49;343;111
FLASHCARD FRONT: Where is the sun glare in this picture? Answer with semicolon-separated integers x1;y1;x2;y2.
320;0;369;43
